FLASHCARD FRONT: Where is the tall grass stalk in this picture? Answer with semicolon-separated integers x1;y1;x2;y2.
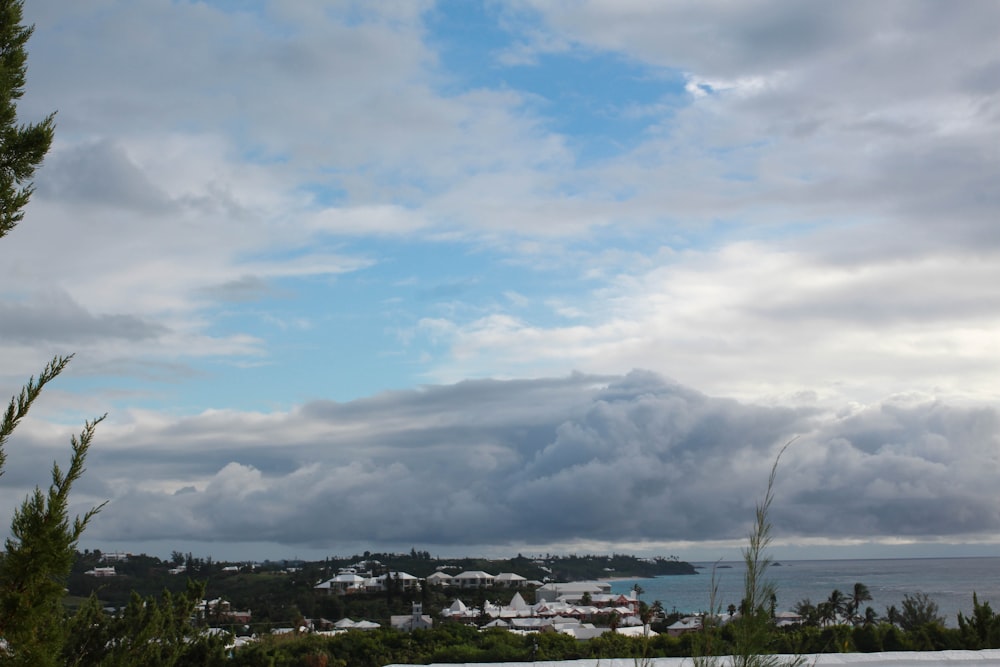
696;439;804;667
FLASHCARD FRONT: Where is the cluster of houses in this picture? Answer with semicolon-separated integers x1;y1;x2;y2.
313;571;660;638
83;551;131;577
314;567;538;595
439;581;649;639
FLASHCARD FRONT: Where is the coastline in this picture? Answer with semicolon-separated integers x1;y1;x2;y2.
604;556;1000;626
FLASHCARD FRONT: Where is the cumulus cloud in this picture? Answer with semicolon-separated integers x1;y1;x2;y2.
1;372;988;555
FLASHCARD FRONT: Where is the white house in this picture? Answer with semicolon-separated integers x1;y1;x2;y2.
314;573;367;595
425;571;453;586
493;572;528;588
534;581;611;603
373;571;420;592
391;603;434;631
452;570;495;589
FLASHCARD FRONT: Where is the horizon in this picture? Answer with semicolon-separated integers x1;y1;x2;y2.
4;1;1000;560
80;540;1000;566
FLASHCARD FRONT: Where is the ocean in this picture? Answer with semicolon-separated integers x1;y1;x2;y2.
608;557;1000;627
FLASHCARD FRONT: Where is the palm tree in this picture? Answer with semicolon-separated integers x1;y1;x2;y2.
825;589;846;625
884;604;901;627
847;582;872;625
817;601;835;627
793;598;818;626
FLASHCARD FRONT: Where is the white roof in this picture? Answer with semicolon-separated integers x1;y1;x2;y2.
508;592;529;611
453;570;494;579
538;581;610;593
494;572;527;582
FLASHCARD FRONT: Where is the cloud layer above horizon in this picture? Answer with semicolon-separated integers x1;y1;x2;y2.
6;371;1000;558
2;0;999;557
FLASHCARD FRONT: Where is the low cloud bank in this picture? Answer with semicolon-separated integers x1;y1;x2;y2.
5;371;993;553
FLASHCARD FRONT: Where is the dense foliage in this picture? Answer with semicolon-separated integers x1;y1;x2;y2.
224;596;1000;667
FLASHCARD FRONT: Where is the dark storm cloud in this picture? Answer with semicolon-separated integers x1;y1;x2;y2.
64;371;997;551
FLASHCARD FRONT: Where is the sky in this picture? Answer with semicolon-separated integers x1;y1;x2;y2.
1;0;1000;563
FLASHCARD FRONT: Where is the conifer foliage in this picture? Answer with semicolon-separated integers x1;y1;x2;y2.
0;2;103;663
0;0;53;240
0;6;223;664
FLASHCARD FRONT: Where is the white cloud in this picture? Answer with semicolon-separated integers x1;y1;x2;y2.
414;241;1000;405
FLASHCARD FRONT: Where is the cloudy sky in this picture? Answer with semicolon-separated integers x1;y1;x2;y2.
2;0;1000;562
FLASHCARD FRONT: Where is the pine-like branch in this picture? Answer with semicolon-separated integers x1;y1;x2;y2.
0;354;73;472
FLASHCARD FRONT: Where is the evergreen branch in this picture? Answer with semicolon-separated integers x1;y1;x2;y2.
0;354;73;472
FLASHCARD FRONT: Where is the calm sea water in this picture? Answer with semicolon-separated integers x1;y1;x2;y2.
609;558;1000;627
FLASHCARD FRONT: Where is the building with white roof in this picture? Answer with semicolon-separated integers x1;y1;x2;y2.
425;571;453;586
535;581;612;603
493;572;528;587
452;571;495;589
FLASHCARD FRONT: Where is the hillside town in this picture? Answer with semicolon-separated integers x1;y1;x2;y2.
310;564;651;639
70;550;704;649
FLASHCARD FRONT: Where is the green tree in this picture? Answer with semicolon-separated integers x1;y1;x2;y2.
958;593;1000;649
62;581;227;666
957;593;1000;649
824;589;846;626
845;582;872;625
0;4;107;664
898;592;944;632
0;389;104;665
792;598;818;627
883;604;901;627
0;0;54;240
